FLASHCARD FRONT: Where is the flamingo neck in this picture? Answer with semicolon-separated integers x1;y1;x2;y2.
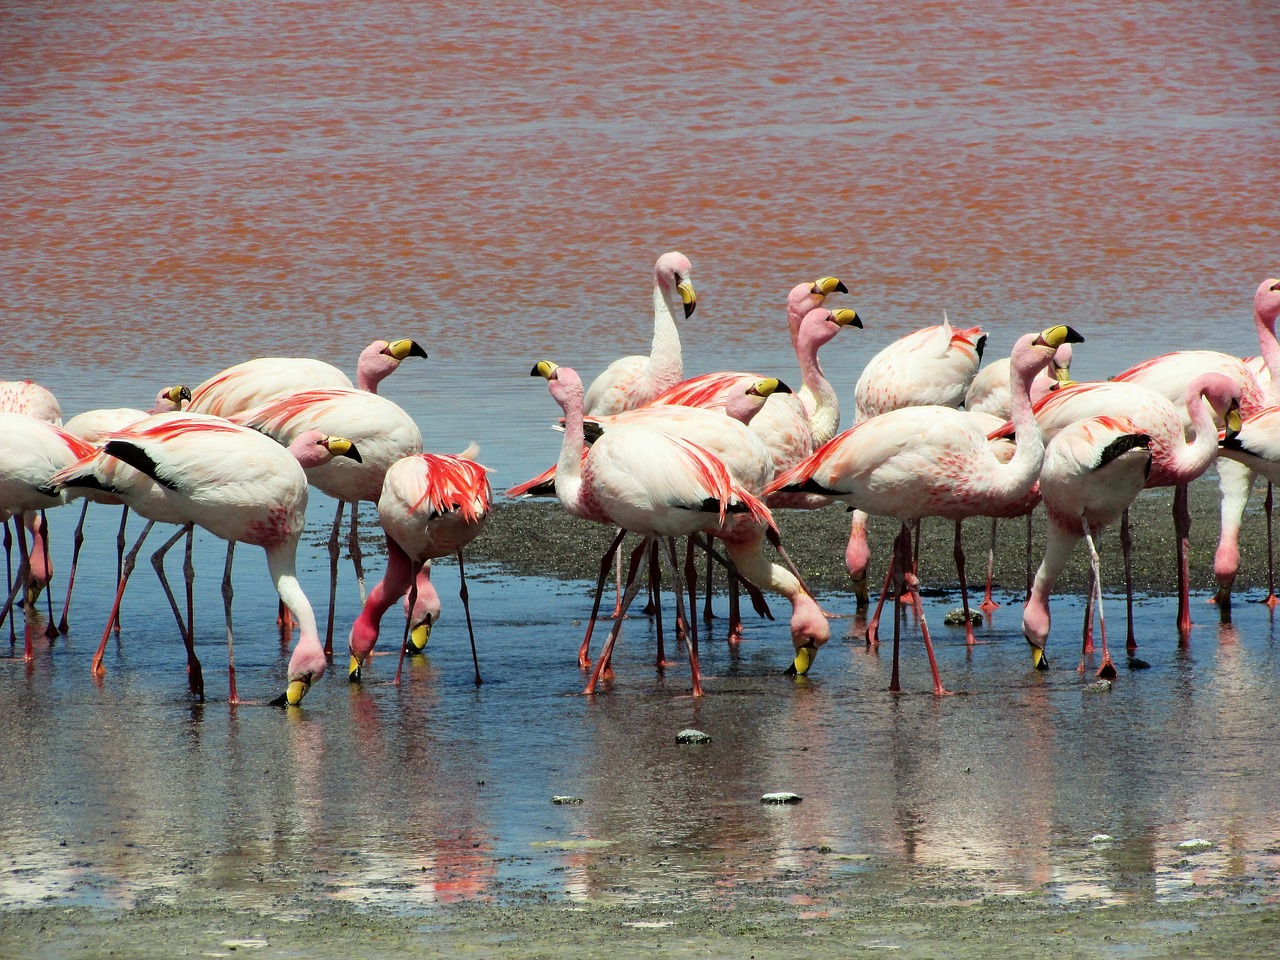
267;542;327;681
349;536;414;660
1170;383;1219;481
554;384;588;514
724;393;767;425
1002;353;1048;494
647;279;683;389
796;327;840;442
1023;521;1080;649
1255;303;1280;404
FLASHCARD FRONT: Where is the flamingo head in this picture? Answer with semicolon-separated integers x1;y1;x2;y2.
358;338;428;390
1256;278;1280;330
1013;325;1086;381
797;306;862;353
655;251;696;318
287;430;362;469
784;591;830;676
531;360;584;413
274;639;329;707
786;276;848;341
1191;372;1243;433
150;384;191;413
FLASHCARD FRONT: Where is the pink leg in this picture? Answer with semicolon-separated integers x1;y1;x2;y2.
683;537;703;697
93;520;154;677
586;539;648;694
953;522;976;646
324;500;346;659
580;528;627;669
866;559;896;647
1173;483;1192;641
1083;523;1117;680
649;541;665;670
981;517;1000;612
57;500;90;636
888;525;907;693
898;525;947;696
1080;557;1096;656
1266;483;1279;609
221;542;238;705
152;523;204;699
1121;508;1137;655
393;563;422;685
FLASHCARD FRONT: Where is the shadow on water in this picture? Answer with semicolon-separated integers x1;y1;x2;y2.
3;521;1280;915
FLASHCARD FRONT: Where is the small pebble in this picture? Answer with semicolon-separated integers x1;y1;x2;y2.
943;607;982;626
761;792;803;805
676;728;712;744
1175;838;1213;852
1086;679;1113;693
1089;834;1115;844
551;796;584;805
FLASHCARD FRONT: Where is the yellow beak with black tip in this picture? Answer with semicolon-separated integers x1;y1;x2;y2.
747;377;792;399
1030;644;1049;671
829;308;862;329
386;338;428;361
349;654;365;682
1224;401;1242;436
270;676;312;707
677;280;697;319
786;642;818;676
811;276;848;297
1037;324;1086;349
531;360;560;380
324;436;362;463
165;385;192;407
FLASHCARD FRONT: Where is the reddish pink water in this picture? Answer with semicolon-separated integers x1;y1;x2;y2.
3;2;1275;478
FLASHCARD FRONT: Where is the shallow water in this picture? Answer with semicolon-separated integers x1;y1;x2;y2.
2;0;1279;919
2;513;1280;913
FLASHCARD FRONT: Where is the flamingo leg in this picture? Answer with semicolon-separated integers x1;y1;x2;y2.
600;540;648;680
899;527;947;696
37;512;56;637
0;555;30;650
670;538;689;641
151;522;204;699
866;558;896;647
1121;508;1137;655
683;536;703;697
17;520;35;661
1081;557;1096;655
221;541;238;705
1266;483;1278;609
92;520;154;677
953;521;977;646
1173;483;1193;641
980;517;1000;612
611;535;625;620
649;541;665;670
888;525;906;692
3;520;14;645
727;563;743;644
457;551;482;686
114;505;128;629
586;538;648;694
349;500;367;603
1083;522;1117;680
702;540;715;621
394;567;419;685
580;528;628;669
324;499;346;659
57;500;90;635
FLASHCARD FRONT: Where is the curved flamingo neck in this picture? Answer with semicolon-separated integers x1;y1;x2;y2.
1169;379;1221;482
1003;340;1049;494
796;322;840;441
552;375;588;515
787;284;824;350
349;535;413;660
1255;298;1280;404
648;277;682;388
725;393;767;425
267;541;326;680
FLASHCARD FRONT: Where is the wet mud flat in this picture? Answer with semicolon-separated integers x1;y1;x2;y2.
3;886;1278;959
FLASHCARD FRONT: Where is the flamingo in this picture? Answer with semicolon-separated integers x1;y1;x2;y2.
582;251;696;416
997;373;1242;644
1022;416;1153;678
186;338;428;416
0;414;97;657
80;417;360;705
533;362;828;693
348;450;492;686
1110;351;1262;620
767;325;1082;695
846;314;988;605
55;386;194;635
230;388;423;655
0;379;62;423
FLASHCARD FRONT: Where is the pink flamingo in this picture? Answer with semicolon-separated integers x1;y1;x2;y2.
0;414;97;657
533;362;828;693
998;373;1242;645
86;417;360;705
187;338;428;416
231;387;423;656
55;386;193;635
1023;416;1153;678
348;451;492;686
582;252;696;416
767;325;1081;695
1108;280;1280;619
846;314;988;605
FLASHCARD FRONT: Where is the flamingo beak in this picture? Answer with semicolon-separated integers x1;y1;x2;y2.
270;676;312;707
677;280;697;318
785;642;818;676
409;619;432;652
830;308;863;329
169;385;192;406
386;339;428;361
812;276;848;296
325;437;362;463
1030;644;1049;670
531;360;560;380
1037;325;1085;348
348;654;365;682
1224;402;1242;436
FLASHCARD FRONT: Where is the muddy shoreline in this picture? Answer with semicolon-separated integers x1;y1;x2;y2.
464;476;1274;601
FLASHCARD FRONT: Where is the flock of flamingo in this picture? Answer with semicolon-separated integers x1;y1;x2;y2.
4;254;1280;704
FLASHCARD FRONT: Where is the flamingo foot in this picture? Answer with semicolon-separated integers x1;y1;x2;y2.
979;597;1000;612
1264;593;1280;610
1096;659;1117;681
